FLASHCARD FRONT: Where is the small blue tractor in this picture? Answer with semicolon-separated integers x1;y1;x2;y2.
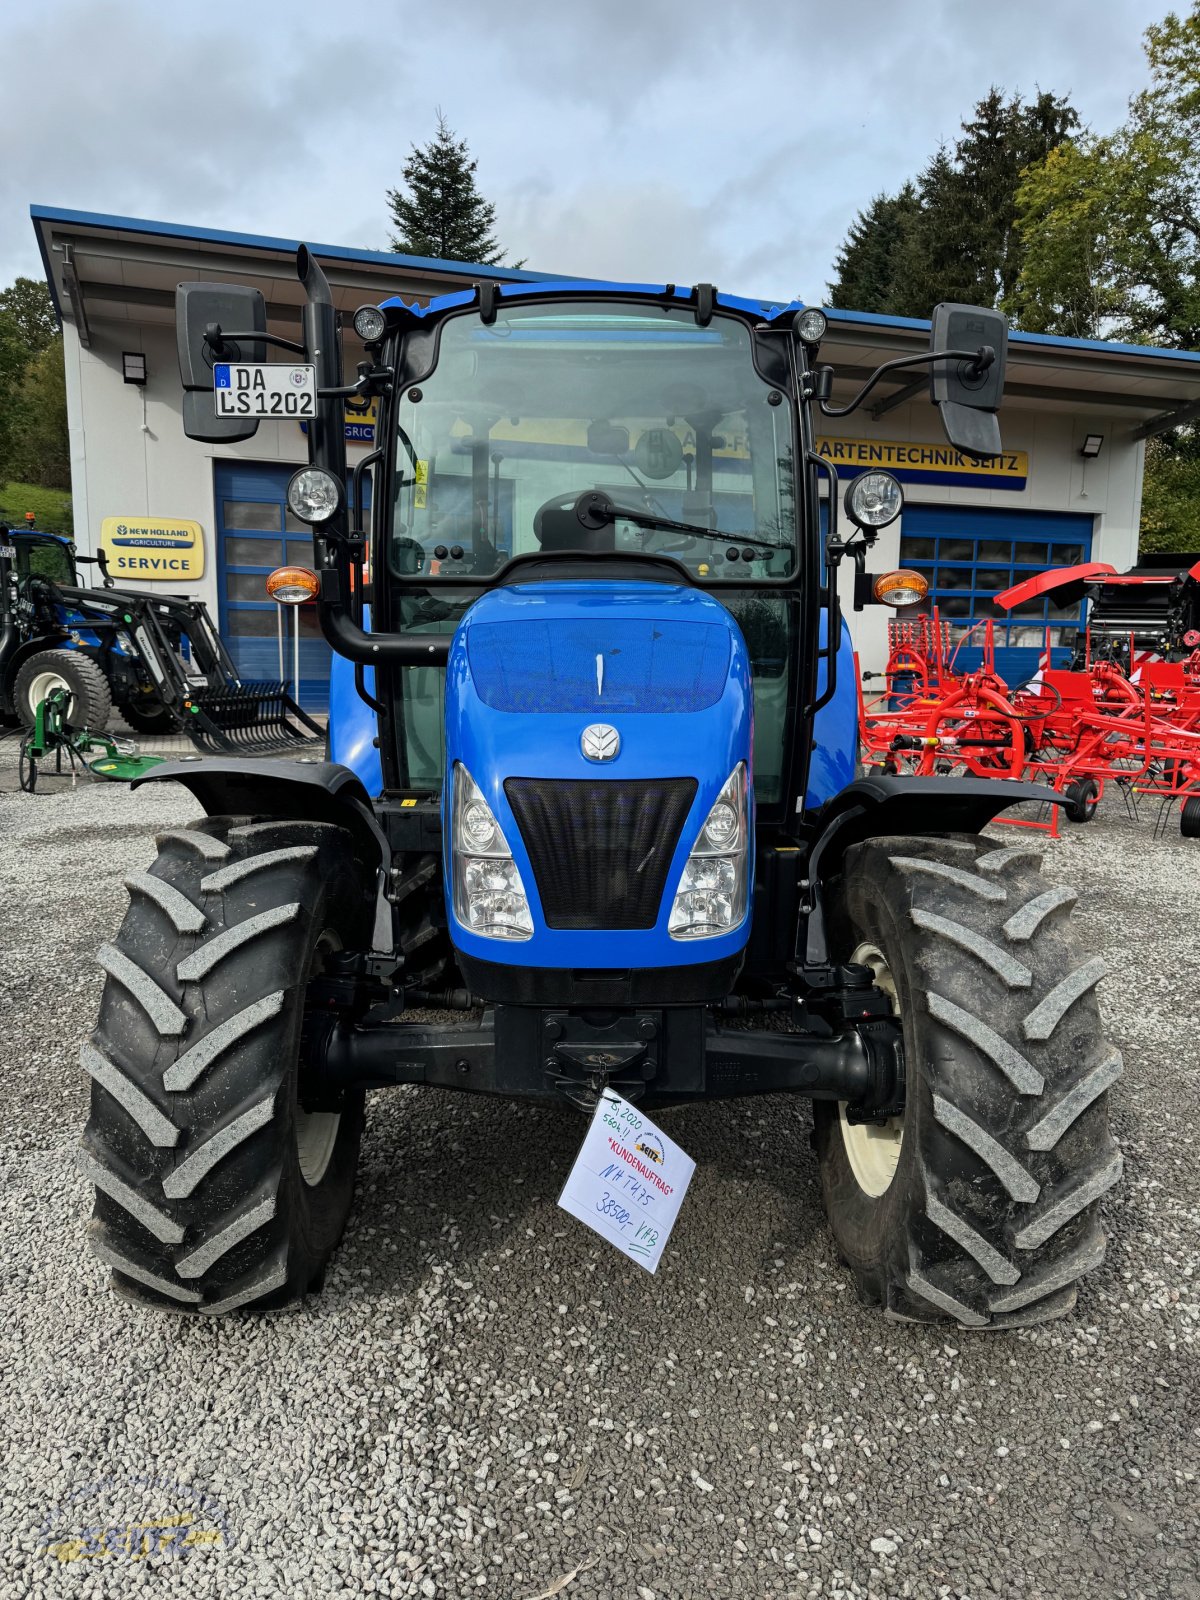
0;517;321;748
78;254;1121;1325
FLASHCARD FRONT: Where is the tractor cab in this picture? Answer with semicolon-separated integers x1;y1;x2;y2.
1;523;79;639
379;292;803;840
167;260;1013;1014
3;523;79;588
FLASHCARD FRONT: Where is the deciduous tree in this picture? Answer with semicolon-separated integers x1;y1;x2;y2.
0;277;57;357
1011;5;1200;345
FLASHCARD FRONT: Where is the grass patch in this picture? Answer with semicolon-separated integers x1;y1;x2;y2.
0;481;73;536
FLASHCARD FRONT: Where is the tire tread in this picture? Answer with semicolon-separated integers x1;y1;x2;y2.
81;821;368;1315
816;832;1120;1329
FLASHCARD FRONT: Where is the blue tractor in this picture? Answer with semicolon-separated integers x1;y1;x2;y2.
78;255;1121;1325
0;518;322;747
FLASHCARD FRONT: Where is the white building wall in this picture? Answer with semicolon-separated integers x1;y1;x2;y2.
67;317;371;620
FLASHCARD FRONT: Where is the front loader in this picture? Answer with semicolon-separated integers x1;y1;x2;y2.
0;523;321;750
77;252;1121;1326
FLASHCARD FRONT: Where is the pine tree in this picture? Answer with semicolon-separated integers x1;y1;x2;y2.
828;89;1079;319
828;186;921;312
386;113;509;266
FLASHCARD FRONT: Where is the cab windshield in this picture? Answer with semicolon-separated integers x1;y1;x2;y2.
389;299;797;583
16;535;75;586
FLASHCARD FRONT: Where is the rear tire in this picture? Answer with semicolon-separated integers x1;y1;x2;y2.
80;818;373;1314
815;835;1121;1328
15;648;112;730
120;698;177;735
1181;795;1200;839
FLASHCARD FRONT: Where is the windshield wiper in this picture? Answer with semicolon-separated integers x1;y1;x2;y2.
575;490;792;552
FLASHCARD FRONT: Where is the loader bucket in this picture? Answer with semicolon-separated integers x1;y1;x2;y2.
181;680;324;755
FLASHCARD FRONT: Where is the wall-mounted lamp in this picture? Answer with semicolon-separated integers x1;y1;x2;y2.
122;351;147;386
1080;433;1104;459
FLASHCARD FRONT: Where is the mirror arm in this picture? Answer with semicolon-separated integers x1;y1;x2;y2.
819;345;995;419
202;325;306;357
319;364;394;403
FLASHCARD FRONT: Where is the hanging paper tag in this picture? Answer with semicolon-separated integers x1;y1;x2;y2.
558;1092;695;1274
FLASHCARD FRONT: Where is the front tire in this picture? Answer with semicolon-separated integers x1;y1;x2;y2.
815;835;1122;1328
80;818;372;1314
15;648;112;729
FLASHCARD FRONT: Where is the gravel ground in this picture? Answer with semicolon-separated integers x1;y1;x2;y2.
0;776;1196;1600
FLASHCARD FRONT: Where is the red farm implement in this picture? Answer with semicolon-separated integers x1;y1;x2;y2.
859;569;1200;839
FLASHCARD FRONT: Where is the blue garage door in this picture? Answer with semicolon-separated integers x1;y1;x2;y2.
898;506;1094;681
215;462;370;711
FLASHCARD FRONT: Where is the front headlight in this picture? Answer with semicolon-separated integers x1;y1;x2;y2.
452;764;533;940
845;470;903;531
669;764;749;940
286;466;344;525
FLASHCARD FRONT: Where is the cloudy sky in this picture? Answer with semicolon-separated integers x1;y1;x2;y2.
0;0;1170;302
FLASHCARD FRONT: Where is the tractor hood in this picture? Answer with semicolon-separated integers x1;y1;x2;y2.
443;580;753;971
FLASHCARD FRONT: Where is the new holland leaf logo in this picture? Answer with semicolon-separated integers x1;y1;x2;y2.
580;724;620;762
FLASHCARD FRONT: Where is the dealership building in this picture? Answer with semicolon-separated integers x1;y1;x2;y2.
29;203;1200;705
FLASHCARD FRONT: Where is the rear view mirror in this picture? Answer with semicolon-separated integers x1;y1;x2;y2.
176;281;267;442
586;419;630;456
929;303;1007;461
633;427;685;480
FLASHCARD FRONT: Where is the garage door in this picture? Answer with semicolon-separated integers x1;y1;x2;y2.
898;505;1094;680
214;462;369;711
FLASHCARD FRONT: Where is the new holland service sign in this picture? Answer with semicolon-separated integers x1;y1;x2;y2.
99;518;205;581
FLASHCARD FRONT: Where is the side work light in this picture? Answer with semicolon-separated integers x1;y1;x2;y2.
795;307;828;344
265;566;320;604
873;569;929;608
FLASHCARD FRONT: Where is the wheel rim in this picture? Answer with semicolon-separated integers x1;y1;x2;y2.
296;1105;340;1186
25;668;74;717
838;941;905;1198
296;930;342;1187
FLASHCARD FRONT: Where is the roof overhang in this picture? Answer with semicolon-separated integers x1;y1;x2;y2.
30;205;1200;431
30;204;559;357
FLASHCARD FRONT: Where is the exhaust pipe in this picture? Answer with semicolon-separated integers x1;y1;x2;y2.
296;248;448;667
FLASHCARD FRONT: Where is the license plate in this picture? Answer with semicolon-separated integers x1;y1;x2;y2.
213;363;316;419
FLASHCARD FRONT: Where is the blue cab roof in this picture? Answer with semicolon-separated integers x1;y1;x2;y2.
378;278;801;324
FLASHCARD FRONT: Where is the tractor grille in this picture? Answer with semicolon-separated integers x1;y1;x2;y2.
505;777;697;930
